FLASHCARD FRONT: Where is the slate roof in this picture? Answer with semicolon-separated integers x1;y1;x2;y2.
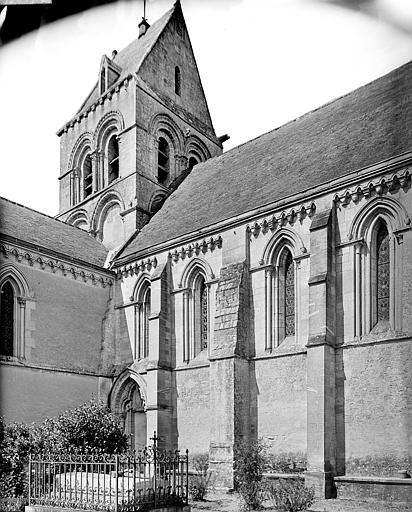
116;61;412;262
77;5;175;113
0;197;108;268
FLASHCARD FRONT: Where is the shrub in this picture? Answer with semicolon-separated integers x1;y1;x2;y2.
30;399;127;454
0;420;32;498
189;453;211;501
266;452;307;474
234;439;267;510
0;400;127;499
266;479;314;512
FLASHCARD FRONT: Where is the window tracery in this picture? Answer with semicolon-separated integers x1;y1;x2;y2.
376;223;390;323
284;251;295;337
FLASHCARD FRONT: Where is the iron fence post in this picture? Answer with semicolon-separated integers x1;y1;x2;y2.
28;454;31;505
114;454;119;512
153;432;157;508
186;449;189;504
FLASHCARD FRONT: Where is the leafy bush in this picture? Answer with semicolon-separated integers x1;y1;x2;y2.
30;400;128;454
0;421;32;498
266;479;314;512
189;453;211;501
234;439;267;510
0;497;26;512
0;400;127;499
266;452;307;474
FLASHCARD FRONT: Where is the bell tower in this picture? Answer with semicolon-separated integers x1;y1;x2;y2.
56;0;222;253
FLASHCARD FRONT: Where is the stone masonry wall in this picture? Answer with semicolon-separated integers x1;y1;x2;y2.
175;366;210;455
0;364;102;423
254;354;307;454
342;340;412;461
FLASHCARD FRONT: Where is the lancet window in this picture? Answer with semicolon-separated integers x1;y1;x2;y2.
284;251;296;337
134;282;151;360
0;281;14;357
182;267;209;361
375;222;390;323
265;242;297;349
0;270;29;360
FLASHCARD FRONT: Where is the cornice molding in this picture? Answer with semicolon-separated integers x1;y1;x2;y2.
57;75;133;136
333;165;411;206
0;242;113;288
169;235;223;263
116;256;158;278
247;202;316;238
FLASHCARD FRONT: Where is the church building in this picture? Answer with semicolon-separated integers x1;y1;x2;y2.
1;0;411;498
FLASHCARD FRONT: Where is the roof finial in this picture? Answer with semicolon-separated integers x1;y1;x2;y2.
138;0;150;38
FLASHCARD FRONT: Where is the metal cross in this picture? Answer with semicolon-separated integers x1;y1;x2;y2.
150;431;160;448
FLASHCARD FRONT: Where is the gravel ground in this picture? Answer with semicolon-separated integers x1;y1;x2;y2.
189;491;412;512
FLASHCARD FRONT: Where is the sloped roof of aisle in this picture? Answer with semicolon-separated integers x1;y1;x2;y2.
115;60;412;263
0;197;108;268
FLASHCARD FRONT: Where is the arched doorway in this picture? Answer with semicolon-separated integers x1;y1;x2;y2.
109;372;147;451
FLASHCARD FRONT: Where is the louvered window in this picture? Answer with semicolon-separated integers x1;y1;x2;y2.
158;137;170;185
83;154;93;198
108;135;119;184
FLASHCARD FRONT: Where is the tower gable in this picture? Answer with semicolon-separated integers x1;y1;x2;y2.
138;2;215;137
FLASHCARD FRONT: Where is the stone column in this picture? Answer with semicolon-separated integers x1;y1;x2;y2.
209;262;251;488
305;208;337;498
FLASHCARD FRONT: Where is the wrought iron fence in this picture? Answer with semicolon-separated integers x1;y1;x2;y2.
28;434;189;511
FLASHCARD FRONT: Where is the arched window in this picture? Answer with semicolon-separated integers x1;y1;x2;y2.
175;66;181;96
0;281;14;357
82;154;93;198
134;283;150;360
373;221;390;326
0;270;28;360
349;198;405;337
284;251;296;337
264;240;298;349
193;274;208;357
107;134;119;184
157;137;170;185
182;267;209;361
277;248;295;341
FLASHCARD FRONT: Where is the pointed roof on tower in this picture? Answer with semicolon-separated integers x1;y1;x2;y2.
76;2;179;115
